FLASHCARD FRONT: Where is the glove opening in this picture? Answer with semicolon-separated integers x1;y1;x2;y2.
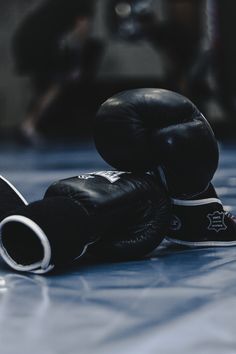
0;215;54;273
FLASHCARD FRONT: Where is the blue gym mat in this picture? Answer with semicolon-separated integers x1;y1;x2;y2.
0;140;235;354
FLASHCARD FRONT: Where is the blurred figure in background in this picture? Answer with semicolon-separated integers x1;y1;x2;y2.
107;0;203;92
107;0;230;128
12;0;104;142
11;0;236;140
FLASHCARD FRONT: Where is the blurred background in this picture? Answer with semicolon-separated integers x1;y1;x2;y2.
0;0;236;144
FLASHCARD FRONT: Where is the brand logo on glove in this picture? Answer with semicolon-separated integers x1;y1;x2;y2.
92;171;127;183
207;211;227;232
77;171;128;183
170;215;182;231
77;175;95;180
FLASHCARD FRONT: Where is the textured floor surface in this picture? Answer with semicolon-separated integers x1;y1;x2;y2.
0;140;235;354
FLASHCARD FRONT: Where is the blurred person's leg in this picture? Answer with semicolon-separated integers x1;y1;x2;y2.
217;0;236;125
166;0;203;93
21;75;60;143
31;37;105;140
185;0;236;132
12;0;99;143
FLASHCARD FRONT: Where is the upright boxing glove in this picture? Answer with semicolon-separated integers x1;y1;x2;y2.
0;171;171;273
93;88;236;245
94;88;219;197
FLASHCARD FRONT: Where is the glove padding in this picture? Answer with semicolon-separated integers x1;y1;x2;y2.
94;88;219;198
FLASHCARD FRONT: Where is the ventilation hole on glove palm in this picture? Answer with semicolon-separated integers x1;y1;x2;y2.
1;222;44;265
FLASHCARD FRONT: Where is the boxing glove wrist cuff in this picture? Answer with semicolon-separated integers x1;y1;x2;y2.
171;197;222;206
0;215;54;274
167;197;236;247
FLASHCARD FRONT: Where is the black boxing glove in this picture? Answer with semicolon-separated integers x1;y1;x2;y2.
167;183;236;246
94;88;219;198
0;171;171;273
93;88;236;245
